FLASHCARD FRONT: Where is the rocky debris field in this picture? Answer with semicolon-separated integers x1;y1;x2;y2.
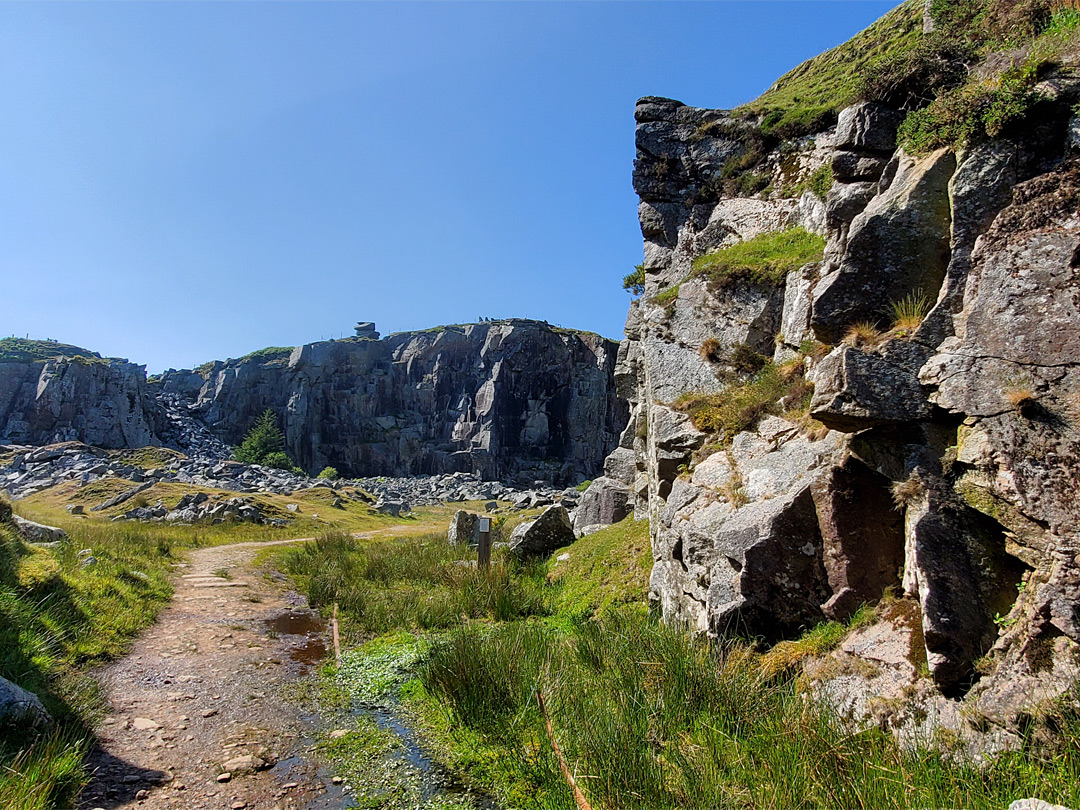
1;441;596;529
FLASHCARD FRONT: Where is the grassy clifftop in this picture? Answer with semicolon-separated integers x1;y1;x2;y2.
739;0;923;138
0;338;105;365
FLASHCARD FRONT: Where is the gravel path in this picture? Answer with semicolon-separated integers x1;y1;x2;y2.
76;531;408;810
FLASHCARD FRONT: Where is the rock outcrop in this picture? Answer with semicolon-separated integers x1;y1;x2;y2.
0;357;163;449
615;74;1080;743
157;320;627;486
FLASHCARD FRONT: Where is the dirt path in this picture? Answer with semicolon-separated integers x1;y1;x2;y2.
77;530;409;810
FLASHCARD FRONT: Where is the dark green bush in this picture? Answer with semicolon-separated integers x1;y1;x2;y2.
234;409;300;471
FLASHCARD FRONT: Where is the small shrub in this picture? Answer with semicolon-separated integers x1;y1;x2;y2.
0;496;10;523
692;228;826;291
261;451;299;472
622;264;646;296
699;338;723;363
729;342;768;374
317;466;340;480
858;34;975;108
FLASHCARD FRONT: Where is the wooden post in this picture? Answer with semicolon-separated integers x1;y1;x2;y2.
477;517;492;569
332;602;341;667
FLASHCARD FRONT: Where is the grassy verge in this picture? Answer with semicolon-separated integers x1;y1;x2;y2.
0;510;177;809
292;514;1080;810
0;481;442;810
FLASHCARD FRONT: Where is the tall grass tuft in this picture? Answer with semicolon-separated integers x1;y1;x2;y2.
284;531;552;637
416;607;1080;810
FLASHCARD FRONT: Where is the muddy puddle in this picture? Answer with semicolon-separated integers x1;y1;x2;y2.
363;705;500;809
265;609;328;668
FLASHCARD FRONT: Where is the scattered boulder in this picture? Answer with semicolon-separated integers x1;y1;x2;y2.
91;481;154;512
0;675;49;728
508;505;575;559
11;515;67;545
572;477;631;537
447;510;480;545
375;500;410;517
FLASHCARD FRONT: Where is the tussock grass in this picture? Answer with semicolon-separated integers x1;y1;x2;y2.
413;609;1080;810
890;289;933;333
691;228;825;291
282;531;551;638
843;320;887;349
291;512;1080;810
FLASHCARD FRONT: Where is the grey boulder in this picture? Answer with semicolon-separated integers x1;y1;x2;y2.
509;505;576;559
0;675;50;728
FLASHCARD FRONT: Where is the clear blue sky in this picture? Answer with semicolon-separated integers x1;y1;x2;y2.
1;1;898;373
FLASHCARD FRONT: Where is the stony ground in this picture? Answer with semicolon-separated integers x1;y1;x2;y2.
75;534;401;810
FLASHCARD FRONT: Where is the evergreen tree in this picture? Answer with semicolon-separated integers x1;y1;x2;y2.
234;409;287;465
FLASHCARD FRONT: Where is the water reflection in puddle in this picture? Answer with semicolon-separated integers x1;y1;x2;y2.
265;610;327;668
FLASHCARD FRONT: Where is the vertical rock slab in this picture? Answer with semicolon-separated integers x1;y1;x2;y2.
811;149;956;343
811;458;904;622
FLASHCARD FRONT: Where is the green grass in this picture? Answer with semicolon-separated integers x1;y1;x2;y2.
673;359;813;441
690;228;825;291
784;164;834;200
0;510;178;809
286;514;1080;810
0;338;106;365
548;517;651;618
410;610;1080;810
650;283;681;309
738;0;923;138
280;529;551;639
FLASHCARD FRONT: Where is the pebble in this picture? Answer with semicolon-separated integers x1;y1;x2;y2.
231;802;247;809
217;773;232;783
135;789;149;801
331;776;343;785
132;717;161;731
201;709;218;718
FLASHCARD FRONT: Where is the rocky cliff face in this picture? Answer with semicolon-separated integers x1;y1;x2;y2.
0;321;626;486
160;320;626;485
0;357;163;449
612;78;1080;741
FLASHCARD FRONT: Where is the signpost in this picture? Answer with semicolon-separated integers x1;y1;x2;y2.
477;517;492;569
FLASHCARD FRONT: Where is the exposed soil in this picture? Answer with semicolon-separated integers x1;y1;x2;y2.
76;532;405;810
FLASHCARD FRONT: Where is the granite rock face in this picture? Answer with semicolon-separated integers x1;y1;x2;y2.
613;87;1080;741
0;320;627;486
156;320;626;485
0;358;162;450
